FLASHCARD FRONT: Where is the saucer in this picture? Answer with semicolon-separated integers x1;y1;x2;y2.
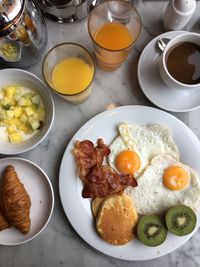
138;31;200;113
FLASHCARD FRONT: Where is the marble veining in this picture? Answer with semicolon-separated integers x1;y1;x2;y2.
0;1;200;267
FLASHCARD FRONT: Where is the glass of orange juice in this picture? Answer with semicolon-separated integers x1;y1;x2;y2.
88;0;141;71
42;43;95;104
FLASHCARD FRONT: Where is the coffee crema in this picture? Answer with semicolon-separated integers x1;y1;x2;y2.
166;42;200;85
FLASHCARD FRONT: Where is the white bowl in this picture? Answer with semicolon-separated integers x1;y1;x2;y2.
0;69;55;154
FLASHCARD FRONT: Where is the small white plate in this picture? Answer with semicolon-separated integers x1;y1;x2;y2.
138;31;200;113
0;157;54;245
59;105;200;261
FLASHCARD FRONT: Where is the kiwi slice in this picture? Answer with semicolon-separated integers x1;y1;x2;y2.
166;205;197;236
137;215;167;247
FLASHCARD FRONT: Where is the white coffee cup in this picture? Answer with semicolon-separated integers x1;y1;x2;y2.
159;32;200;90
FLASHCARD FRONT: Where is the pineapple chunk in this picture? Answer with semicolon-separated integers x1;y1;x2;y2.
28;116;40;130
7;126;16;134
25;99;32;107
7;118;21;126
15;87;21;95
14;107;22;117
24;107;34;116
10;99;16;106
0;109;5;119
6;110;14;118
20;114;28;123
2;118;10;125
9;132;23;143
18;123;32;134
2;97;11;108
38;109;45;120
17;97;26;106
5;86;16;99
32;113;39;119
14;93;21;102
0;121;7;127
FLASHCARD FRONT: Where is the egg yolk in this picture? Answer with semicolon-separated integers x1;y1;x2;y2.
115;150;141;175
163;165;189;191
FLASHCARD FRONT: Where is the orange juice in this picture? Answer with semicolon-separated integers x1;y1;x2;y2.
52;57;94;95
95;22;133;50
88;0;141;71
93;22;134;71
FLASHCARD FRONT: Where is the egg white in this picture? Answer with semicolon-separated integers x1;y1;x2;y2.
108;123;179;177
125;153;200;214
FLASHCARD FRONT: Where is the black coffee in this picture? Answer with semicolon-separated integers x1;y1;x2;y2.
166;42;200;85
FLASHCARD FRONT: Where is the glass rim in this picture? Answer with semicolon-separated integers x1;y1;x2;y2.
42;42;95;97
87;0;141;52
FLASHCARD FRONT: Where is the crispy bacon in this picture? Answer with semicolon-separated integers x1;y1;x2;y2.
73;139;110;181
82;166;138;198
74;139;137;198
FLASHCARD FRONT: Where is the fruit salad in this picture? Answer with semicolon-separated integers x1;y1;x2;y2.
0;85;45;143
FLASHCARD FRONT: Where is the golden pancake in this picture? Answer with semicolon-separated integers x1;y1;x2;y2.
91;197;105;217
96;193;138;245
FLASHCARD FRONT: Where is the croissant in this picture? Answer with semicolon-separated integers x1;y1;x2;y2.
0;210;10;231
0;165;31;234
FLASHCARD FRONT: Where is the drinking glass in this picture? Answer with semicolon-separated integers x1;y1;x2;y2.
42;43;95;104
88;0;141;71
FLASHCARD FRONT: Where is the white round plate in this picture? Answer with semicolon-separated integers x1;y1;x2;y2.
138;31;200;113
0;157;54;245
59;105;200;261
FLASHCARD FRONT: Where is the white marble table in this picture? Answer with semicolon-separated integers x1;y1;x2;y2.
1;1;200;266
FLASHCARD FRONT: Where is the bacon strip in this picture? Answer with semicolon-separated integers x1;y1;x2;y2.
73;139;137;198
73;139;110;181
82;166;137;198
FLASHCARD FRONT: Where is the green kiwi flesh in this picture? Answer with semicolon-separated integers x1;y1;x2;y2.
137;215;167;247
166;205;197;236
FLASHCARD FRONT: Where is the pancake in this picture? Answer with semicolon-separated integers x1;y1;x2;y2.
92;197;105;218
96;193;138;245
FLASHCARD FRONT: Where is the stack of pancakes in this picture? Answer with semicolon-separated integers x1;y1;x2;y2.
92;194;138;245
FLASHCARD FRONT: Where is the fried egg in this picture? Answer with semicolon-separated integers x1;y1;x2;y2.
125;153;200;214
108;124;179;177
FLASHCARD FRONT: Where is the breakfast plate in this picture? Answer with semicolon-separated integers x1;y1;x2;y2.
0;157;54;245
138;31;200;113
59;105;200;261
